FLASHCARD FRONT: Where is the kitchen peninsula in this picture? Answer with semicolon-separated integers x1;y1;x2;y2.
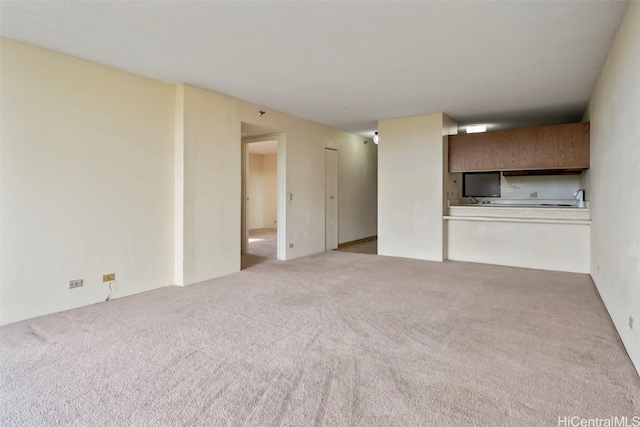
445;202;590;273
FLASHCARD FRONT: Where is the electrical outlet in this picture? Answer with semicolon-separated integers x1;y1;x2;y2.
103;273;115;282
288;243;294;248
630;316;634;330
69;279;83;289
530;191;538;199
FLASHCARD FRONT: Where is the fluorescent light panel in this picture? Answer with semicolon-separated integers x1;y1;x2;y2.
466;125;487;134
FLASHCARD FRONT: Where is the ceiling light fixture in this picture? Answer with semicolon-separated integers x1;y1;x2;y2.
466;125;487;134
373;132;379;144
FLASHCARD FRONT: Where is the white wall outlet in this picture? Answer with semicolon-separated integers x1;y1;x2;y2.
630;316;634;329
69;279;83;289
288;243;294;248
530;191;538;199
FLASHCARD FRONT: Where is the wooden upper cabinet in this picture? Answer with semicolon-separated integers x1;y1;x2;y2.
448;122;590;173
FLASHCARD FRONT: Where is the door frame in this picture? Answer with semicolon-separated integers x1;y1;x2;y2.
241;133;286;261
325;147;338;251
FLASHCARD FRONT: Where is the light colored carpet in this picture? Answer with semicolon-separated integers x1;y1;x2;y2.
337;239;377;255
243;228;277;269
1;251;639;426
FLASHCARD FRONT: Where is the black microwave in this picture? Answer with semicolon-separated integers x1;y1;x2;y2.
462;172;501;197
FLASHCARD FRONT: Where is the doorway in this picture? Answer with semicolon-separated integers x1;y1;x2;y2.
325;148;338;250
241;122;284;268
246;140;277;256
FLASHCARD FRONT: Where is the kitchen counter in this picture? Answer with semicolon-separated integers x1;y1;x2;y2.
444;201;590;273
446;204;590;222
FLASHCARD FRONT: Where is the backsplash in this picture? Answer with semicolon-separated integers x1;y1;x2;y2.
500;174;581;199
447;172;584;201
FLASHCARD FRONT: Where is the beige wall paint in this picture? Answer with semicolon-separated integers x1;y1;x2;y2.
1;38;377;323
378;113;449;261
0;39;175;325
174;85;185;288
447;220;590;273
584;2;640;374
238;104;377;259
262;154;278;228
247;153;265;230
501;175;581;200
175;85;241;286
336;137;378;244
446;173;462;201
239;107;323;259
442;115;458;257
246;153;277;230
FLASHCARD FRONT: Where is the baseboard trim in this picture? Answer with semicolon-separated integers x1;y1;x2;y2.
338;235;377;248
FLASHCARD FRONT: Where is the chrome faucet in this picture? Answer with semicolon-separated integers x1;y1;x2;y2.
469;196;479;204
575;189;585;208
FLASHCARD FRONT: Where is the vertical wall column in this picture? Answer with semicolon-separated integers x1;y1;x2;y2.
174;85;242;286
584;1;640;375
377;113;455;261
174;85;185;285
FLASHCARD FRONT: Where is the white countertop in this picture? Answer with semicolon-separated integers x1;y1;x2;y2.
446;201;591;222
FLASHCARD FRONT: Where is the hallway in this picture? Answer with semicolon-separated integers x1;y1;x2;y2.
242;228;277;269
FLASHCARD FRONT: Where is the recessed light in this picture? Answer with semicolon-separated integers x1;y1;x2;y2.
466;125;487;134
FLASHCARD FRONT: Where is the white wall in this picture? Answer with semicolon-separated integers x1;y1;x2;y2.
262;154;278;228
447;219;590;273
378;113;451;261
246;153;277;230
584;1;640;374
0;38;378;324
336;136;378;244
0;39;175;325
175;85;241;286
238;105;377;259
247;153;265;230
500;175;581;200
446;173;462;201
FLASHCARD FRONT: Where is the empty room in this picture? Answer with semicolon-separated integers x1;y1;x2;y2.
1;1;639;426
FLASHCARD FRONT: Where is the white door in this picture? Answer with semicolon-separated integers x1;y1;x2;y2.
325;148;338;250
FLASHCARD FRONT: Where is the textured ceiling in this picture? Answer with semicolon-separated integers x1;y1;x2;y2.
0;1;629;137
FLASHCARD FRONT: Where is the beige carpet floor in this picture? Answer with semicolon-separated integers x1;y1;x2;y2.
243;228;277;269
337;239;377;255
1;251;639;426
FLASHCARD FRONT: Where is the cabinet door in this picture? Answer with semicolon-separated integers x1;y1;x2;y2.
534;122;589;169
471;132;497;171
559;122;590;168
533;125;560;169
449;128;533;172
448;122;589;172
448;134;467;172
504;128;536;170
